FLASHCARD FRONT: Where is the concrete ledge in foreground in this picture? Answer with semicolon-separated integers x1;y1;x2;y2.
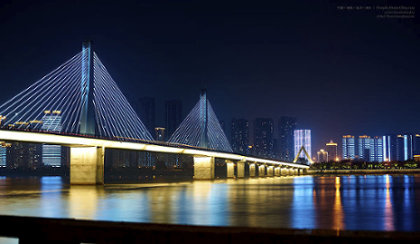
0;215;419;243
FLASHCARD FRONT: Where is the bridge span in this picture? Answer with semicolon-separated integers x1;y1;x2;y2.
0;42;308;184
0;130;308;185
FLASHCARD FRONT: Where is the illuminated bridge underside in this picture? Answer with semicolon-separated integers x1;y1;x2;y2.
0;130;308;184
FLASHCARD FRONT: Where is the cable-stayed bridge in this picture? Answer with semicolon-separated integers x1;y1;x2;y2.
0;42;308;184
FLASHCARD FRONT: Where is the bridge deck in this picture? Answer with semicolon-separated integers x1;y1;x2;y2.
0;129;308;168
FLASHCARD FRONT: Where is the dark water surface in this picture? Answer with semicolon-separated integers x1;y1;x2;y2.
1;175;420;232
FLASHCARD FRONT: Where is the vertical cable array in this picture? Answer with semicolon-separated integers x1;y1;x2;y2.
0;52;83;133
93;53;154;141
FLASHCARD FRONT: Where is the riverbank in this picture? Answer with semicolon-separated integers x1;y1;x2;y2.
309;168;420;175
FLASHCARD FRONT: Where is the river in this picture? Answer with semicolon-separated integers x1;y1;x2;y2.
0;174;419;241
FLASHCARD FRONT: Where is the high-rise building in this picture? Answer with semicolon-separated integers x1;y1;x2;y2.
383;135;397;161
165;100;182;140
278;116;296;161
42;110;62;167
231;119;249;155
254;118;274;157
0;146;7;167
413;134;420;157
358;135;371;161
371;136;383;162
135;97;156;134
155;127;165;141
396;134;415;161
325;140;338;162
294;129;311;160
317;149;328;162
342;135;355;160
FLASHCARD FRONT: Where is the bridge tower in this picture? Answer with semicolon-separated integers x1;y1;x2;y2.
199;89;209;148
79;41;96;136
70;41;103;185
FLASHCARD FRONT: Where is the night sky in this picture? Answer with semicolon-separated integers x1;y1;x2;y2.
0;0;419;152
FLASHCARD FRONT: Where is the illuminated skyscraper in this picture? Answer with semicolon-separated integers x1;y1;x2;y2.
0;146;7;167
294;129;311;160
231;119;249;155
358;135;371;161
414;134;420;157
371;136;383;162
396;134;414;161
42;110;62;167
278;116;296;161
383;135;397;161
342;135;355;159
325;140;338;161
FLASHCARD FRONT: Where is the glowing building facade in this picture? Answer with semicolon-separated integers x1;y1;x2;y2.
383;134;420;161
371;136;383;162
342;135;355;160
294;129;311;160
383;135;397;161
41;110;62;167
0;146;6;167
358;135;371;161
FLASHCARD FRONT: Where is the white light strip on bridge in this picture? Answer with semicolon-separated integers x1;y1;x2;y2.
0;130;308;168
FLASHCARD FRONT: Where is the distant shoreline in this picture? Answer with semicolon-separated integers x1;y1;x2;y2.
309;169;420;175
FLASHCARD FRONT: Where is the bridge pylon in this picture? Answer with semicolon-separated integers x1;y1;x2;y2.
199;89;209;148
168;89;232;152
79;41;97;136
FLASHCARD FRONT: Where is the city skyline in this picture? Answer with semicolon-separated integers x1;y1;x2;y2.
0;1;418;152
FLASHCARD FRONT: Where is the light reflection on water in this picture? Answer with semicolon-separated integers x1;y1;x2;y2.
0;175;420;231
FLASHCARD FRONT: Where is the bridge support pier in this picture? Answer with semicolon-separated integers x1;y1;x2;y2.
193;156;215;180
237;161;245;178
258;165;266;177
267;166;274;176
70;146;104;185
249;163;256;177
226;160;235;178
274;167;281;176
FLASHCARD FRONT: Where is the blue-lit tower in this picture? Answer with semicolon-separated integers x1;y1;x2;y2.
294;129;311;160
79;41;96;136
199;89;209;148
